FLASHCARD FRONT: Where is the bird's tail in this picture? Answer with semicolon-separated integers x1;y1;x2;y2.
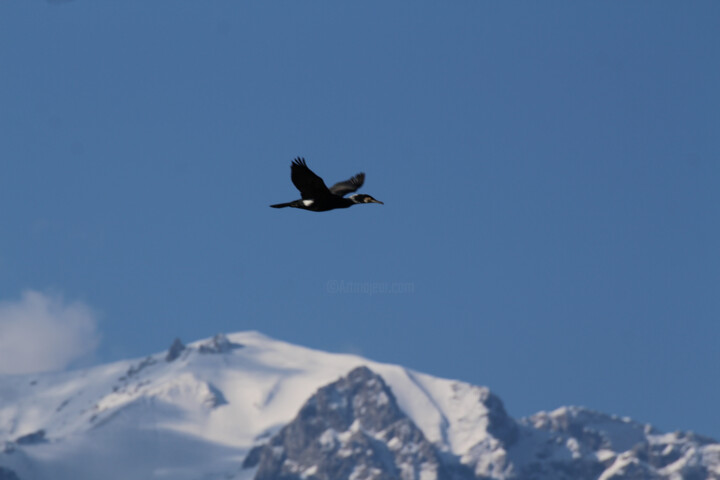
270;202;293;208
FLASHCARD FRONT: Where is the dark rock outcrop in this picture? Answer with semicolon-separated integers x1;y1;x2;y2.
198;333;242;354
15;430;46;446
165;338;186;362
0;467;20;480
251;366;456;480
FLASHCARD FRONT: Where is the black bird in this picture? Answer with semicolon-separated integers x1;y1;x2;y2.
270;158;383;212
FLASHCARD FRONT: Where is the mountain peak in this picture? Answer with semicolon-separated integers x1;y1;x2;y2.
1;331;718;480
251;366;450;480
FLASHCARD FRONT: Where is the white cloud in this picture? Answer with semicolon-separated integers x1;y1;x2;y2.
0;290;100;374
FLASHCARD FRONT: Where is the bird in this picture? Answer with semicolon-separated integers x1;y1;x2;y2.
270;157;383;212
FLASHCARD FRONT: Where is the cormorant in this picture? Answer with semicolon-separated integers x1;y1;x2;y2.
270;157;383;212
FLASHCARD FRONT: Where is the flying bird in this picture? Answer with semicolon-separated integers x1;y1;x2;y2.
270;158;383;212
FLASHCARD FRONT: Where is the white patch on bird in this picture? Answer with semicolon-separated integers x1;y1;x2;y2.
302;199;314;206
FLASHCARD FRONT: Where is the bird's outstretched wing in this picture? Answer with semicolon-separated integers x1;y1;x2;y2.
329;172;365;197
291;157;330;199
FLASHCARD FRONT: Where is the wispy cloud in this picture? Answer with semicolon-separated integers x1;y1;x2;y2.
0;291;100;374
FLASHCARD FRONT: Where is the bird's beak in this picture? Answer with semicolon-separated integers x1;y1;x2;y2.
372;199;384;205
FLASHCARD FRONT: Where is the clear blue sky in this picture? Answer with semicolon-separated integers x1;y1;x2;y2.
1;1;719;439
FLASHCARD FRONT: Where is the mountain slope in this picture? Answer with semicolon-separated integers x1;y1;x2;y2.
0;331;718;480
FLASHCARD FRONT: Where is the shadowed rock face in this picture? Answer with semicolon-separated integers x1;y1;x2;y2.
15;430;46;446
252;366;455;480
165;338;186;362
0;466;20;480
484;391;519;447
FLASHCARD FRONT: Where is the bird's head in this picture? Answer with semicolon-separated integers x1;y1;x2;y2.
349;194;384;205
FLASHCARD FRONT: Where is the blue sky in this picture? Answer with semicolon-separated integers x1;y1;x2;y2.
1;1;719;439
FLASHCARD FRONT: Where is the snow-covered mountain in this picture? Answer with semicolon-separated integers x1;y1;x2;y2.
0;331;718;480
